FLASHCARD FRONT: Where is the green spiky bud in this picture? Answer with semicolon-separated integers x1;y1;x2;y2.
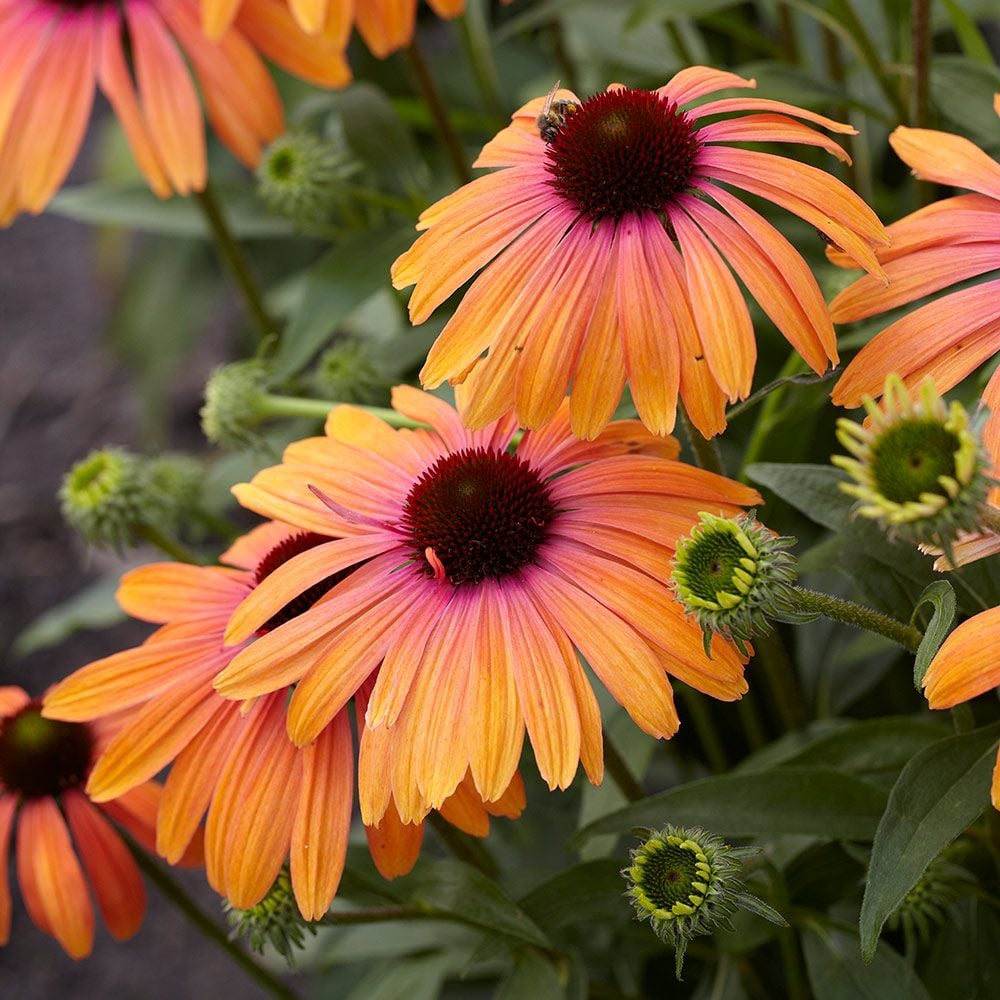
223;868;315;966
310;340;385;405
256;131;350;223
146;453;203;531
624;825;787;978
60;448;154;551
671;511;799;655
886;852;973;952
200;360;271;451
833;375;992;549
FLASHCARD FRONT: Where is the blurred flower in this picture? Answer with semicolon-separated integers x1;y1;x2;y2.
219;386;757;825
922;607;1000;810
0;0;350;225
201;359;273;451
256;130;352;223
310;340;387;405
0;688;197;958
671;511;798;654
395;69;887;440
44;522;524;918
831;109;1000;567
624;824;786;977
833;376;990;548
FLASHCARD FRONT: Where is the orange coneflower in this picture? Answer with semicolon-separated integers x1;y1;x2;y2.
830;110;1000;566
922;607;1000;808
0;0;350;226
0;686;197;958
44;521;524;918
392;69;888;440
202;0;482;56
215;386;759;826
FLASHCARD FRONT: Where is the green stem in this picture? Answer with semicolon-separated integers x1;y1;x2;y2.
458;0;506;121
256;395;430;431
791;587;922;652
127;840;297;1000
754;631;807;730
736;692;767;751
194;186;277;343
679;687;728;772
778;4;800;63
678;404;725;476
910;0;931;128
546;20;580;96
427;812;499;878
766;864;808;1000
665;20;696;65
136;523;203;565
193;505;241;543
405;39;472;186
739;352;806;479
602;731;646;802
330;180;421;216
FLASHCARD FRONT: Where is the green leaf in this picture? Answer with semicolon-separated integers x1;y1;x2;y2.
48;182;294;237
923;897;1000;998
931;56;1000;149
496;950;566;1000
938;0;994;64
400;860;551;949
518;859;624;930
803;924;931;1000
272;226;413;381
574;768;886;845
343;953;455;1000
910;581;957;688
13;573;127;657
746;462;850;532
859;723;1000;961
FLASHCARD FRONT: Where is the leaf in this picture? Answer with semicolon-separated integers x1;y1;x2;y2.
518;859;625;931
13;573;127;657
910;581;957;688
803;924;931;1000
496;950;566;1000
48;181;294;237
938;0;994;65
272;226;413;381
923;898;1000;998
859;723;1000;961
343;953;455;1000
746;462;851;532
574;768;886;846
931;56;1000;149
400;860;551;949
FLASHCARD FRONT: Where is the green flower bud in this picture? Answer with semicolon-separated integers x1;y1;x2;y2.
60;448;153;551
146;453;203;532
200;360;271;451
624;825;787;978
310;340;385;405
887;851;972;952
256;131;349;223
833;375;991;549
224;867;315;966
671;511;798;655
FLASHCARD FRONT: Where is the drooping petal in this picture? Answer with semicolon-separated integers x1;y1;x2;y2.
659;67;755;105
0;795;16;945
891;125;1000;200
923;607;1000;708
365;801;424;879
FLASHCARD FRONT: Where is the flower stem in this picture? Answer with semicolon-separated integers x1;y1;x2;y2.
910;0;931;128
405;38;472;186
194;185;277;343
256;394;429;430
678;687;728;772
791;587;922;652
678;404;725;476
136;523;202;565
427;813;499;878
126;839;298;1000
458;0;505;121
753;631;807;730
602;730;646;802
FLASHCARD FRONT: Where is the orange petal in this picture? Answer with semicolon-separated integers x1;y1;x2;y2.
64;791;145;941
17;799;94;959
290;709;353;920
922;607;1000;708
690;97;855;134
660;66;755;105
0;686;29;717
0;795;16;945
201;0;242;37
890;125;1000;200
117;562;244;624
365;800;425;878
355;0;415;57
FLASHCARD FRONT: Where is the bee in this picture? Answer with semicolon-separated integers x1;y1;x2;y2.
536;81;580;143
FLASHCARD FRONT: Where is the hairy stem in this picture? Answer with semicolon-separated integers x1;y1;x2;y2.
792;587;922;652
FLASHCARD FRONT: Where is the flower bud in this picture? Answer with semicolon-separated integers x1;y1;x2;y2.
833;375;991;549
310;340;385;405
224;867;315;965
200;360;271;451
256;130;349;223
671;511;798;654
886;851;972;952
624;824;786;978
146;453;203;531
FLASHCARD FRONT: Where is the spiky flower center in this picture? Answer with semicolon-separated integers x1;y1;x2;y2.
400;447;557;586
253;532;352;634
633;840;707;914
676;531;754;606
0;704;94;800
545;87;701;220
869;420;961;503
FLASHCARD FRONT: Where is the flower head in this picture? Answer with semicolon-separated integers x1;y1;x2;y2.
394;69;887;439
830;104;1000;565
216;387;758;825
0;688;196;958
224;866;316;964
624;824;786;977
44;521;524;919
256;130;351;223
0;0;350;225
201;359;273;450
833;376;991;548
922;605;1000;810
671;511;798;654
